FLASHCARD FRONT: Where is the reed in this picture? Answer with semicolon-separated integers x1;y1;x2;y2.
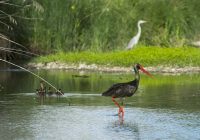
30;0;200;52
1;0;200;53
0;0;43;53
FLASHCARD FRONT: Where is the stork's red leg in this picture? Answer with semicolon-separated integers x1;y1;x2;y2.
112;97;124;117
119;106;124;117
112;97;120;108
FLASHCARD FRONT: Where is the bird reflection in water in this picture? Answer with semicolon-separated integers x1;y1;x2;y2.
110;120;141;140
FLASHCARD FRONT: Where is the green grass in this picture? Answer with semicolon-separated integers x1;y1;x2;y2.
33;46;200;67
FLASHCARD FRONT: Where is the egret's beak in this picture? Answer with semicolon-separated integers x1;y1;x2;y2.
139;66;153;78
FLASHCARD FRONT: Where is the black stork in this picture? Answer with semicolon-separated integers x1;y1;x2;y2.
102;63;152;117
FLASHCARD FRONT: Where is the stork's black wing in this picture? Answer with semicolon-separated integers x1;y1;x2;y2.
102;79;138;98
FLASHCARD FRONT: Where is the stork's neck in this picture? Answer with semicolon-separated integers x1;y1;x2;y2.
136;22;142;38
133;67;140;81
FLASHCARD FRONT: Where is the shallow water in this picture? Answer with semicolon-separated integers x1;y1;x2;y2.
0;68;200;140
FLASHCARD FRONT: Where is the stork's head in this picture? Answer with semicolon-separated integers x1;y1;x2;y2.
134;63;152;77
138;20;147;24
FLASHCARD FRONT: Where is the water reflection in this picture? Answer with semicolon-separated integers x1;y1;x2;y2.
1;69;200;139
1;69;200;110
110;120;140;140
0;96;200;139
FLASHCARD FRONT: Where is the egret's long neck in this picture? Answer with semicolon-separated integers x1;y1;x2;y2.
136;22;142;39
134;67;140;81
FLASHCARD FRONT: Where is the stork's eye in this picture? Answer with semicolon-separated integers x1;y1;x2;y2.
135;63;140;69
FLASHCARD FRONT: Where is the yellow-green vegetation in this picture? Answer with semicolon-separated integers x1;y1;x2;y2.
34;46;200;67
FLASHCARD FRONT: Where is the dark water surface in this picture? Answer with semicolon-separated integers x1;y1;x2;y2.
0;67;200;140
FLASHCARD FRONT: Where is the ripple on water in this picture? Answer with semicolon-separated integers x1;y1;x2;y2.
11;106;198;140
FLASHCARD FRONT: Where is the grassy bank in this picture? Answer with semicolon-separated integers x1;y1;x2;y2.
33;46;200;67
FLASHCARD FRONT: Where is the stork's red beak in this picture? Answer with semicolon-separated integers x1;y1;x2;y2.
139;66;153;78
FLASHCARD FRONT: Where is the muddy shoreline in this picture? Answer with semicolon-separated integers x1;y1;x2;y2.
26;62;200;74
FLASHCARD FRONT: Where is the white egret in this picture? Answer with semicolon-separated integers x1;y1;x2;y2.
126;20;147;50
192;41;200;48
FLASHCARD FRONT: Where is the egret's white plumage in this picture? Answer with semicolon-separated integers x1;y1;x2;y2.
126;20;146;50
192;41;200;47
